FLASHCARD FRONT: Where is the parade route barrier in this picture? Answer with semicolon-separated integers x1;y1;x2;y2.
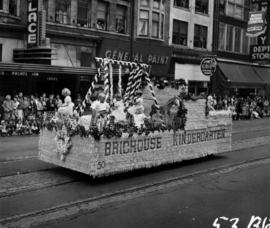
39;99;232;177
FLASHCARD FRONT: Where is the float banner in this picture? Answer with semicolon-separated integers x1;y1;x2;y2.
246;11;267;37
27;0;38;47
250;45;270;61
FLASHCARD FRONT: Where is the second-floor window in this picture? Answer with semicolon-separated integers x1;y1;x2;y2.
220;0;250;20
172;19;188;46
0;0;3;10
55;0;71;24
195;0;208;14
9;0;19;16
139;10;149;36
96;1;108;30
194;24;208;49
77;0;90;27
138;0;165;39
218;22;257;54
174;0;189;9
115;5;127;34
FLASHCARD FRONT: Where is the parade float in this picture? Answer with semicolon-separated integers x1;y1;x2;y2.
39;58;232;177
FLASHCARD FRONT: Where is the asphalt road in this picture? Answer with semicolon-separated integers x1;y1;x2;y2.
39;156;270;228
0;118;270;227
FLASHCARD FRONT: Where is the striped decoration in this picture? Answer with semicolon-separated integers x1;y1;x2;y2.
124;65;141;107
118;64;122;96
103;61;110;103
109;62;113;104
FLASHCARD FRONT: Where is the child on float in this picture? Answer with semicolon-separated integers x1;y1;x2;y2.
110;94;126;123
91;93;110;132
128;96;148;129
58;88;74;116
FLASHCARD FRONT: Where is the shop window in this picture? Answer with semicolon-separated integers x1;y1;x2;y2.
174;0;189;9
9;0;19;16
81;52;93;67
234;27;242;53
172;19;188;46
195;0;208;14
115;5;127;34
194;24;207;49
218;23;226;50
96;1;108;30
139;10;149;36
55;0;71;24
78;0;89;27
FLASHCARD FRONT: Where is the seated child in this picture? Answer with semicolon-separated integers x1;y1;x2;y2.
31;121;39;134
16;120;23;135
0;120;8;136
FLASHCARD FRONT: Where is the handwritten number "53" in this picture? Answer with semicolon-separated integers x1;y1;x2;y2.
213;217;239;228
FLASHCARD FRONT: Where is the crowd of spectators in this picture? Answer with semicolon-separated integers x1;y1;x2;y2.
1;91;269;137
208;95;270;120
0;92;82;136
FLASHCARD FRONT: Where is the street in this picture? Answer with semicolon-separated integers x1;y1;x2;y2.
0;118;270;228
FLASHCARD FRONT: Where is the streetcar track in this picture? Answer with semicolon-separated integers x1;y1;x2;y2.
1;156;270;228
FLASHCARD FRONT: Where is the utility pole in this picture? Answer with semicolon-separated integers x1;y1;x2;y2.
129;0;135;62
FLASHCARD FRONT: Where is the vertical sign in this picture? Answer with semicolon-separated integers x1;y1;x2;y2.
27;0;38;47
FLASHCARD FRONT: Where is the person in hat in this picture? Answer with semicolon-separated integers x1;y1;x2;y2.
58;88;74;116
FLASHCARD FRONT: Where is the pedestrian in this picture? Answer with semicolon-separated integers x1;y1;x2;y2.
2;95;14;121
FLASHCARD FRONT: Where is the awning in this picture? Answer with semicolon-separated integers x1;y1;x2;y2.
0;62;95;75
253;67;270;84
218;62;266;88
175;63;210;82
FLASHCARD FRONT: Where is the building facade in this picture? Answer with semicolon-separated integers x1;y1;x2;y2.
0;0;173;96
212;0;270;98
169;0;215;95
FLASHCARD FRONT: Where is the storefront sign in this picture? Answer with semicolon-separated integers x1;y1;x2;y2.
246;11;267;37
99;38;173;76
27;0;38;47
200;57;217;76
104;50;170;65
250;45;270;61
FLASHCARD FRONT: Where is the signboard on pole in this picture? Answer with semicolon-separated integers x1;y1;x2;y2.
246;11;267;37
27;0;38;47
200;56;217;77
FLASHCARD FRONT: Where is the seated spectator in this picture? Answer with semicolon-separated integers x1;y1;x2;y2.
0;120;8;136
16;119;23;135
31;121;39;134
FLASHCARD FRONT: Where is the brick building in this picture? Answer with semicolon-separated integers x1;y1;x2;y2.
0;0;172;96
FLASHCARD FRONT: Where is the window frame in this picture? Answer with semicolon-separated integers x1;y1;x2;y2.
173;0;189;9
195;0;209;15
55;0;71;24
96;0;109;31
172;19;188;46
193;24;208;49
0;0;3;11
115;4;127;34
138;0;165;40
77;0;90;27
218;22;257;54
